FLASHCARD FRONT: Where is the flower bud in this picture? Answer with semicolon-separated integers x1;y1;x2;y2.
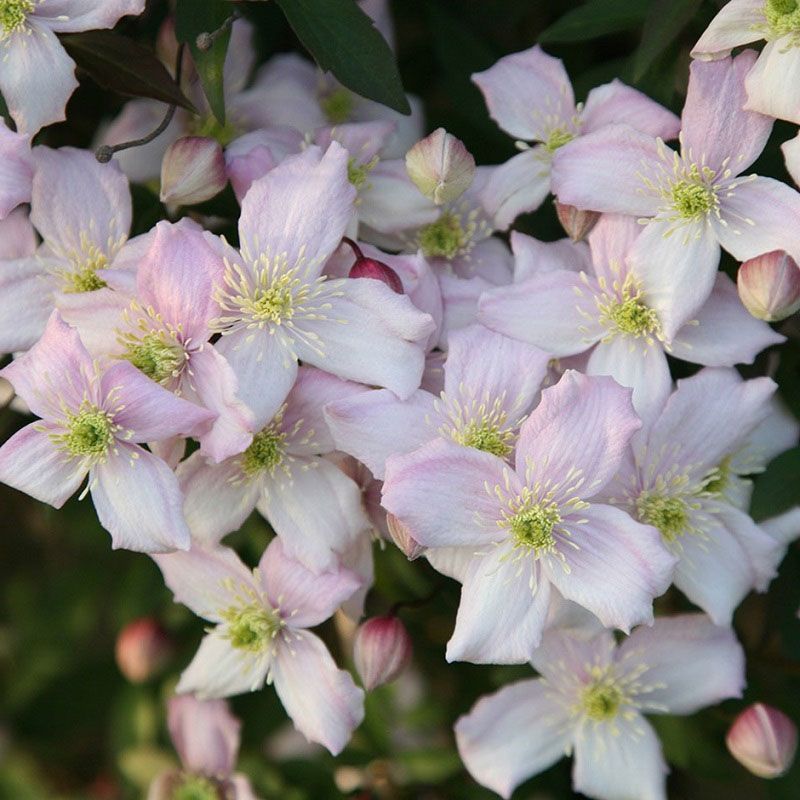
555;201;600;243
343;237;404;294
353;616;412;691
405;127;475;205
115;618;172;683
737;250;800;322
160;136;227;207
726;703;797;778
386;513;425;560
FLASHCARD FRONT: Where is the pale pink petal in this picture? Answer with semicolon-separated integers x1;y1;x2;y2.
0;23;78;134
682;52;772;174
258;537;362;627
34;0;146;31
437;273;492;345
339;530;375;621
573;714;667;800
91;444;190;552
546;504;676;632
478;271;601;356
582;80;680;139
324;389;436;480
447;547;552;663
271;630;364;755
455;679;572;799
735;398;800;472
744;40;800;125
691;0;766;59
0;206;36;258
530;627;615;680
313;121;396;166
382;438;515;548
0;256;55;352
586;213;642;280
783;132;800;187
238;144;355;281
551;125;662;217
669;273;785;366
719;505;784;591
292;278;433;400
472;45;575;141
620;614;745;714
424;546;474;582
167;695;240;778
0;422;85;507
761;508;800;545
478;149;551;229
0;123;33;218
512;230;591;281
149;436;185;469
515;371;641;499
56;287;129;358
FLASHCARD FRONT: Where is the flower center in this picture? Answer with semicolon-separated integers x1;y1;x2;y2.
582;680;624;721
222;604;282;652
669;164;718;220
765;0;800;41
56;405;114;459
701;457;731;496
241;423;286;476
418;211;468;259
544;127;575;153
250;273;298;324
636;491;688;543
321;87;355;124
348;155;379;190
122;331;185;385
599;274;662;340
509;501;561;553
187;114;240;147
453;420;513;457
440;392;516;458
61;245;109;293
171;774;222;800
0;0;33;37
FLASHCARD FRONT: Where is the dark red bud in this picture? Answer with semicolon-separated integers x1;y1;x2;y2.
342;237;404;294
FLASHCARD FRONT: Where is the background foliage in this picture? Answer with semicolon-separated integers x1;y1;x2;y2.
1;1;799;798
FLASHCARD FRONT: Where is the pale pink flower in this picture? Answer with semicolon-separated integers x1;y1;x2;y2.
0;312;212;552
456;615;744;800
353;615;413;691
692;0;800;124
381;371;677;663
154;539;365;754
0;0;146;134
0;119;32;218
726;702;798;778
0;206;36;260
552;52;800;339
472;45;680;225
160;136;227;207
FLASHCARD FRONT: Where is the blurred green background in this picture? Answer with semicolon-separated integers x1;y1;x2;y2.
2;0;800;797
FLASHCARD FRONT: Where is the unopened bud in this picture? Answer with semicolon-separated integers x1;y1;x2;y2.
386;513;425;560
726;703;797;778
353;616;412;691
405;127;476;205
555;201;600;242
343;237;403;294
115;618;172;683
737;250;800;322
160;136;227;207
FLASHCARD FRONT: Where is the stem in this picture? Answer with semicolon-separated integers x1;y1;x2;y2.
341;236;364;261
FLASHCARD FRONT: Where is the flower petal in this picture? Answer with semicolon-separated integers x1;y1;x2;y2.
0;256;55;352
784;132;800;187
744;40;800;125
0;123;33;218
582;80;680;140
478;149;551;228
691;0;766;59
34;0;146;31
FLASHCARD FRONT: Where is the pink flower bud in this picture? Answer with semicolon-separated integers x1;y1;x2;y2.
353;616;412;691
160;136;227;207
737;250;800;322
405;127;476;205
386;513;425;560
114;618;172;683
726;703;797;778
343;237;404;294
555;201;600;242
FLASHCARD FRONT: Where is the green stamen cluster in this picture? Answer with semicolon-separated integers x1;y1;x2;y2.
171;774;221;800
251;275;296;323
241;424;286;476
123;332;184;384
544;127;575;153
636;492;688;543
347;156;379;190
0;0;33;36
62;246;109;294
452;420;512;458
63;406;113;458
188;114;240;147
321;87;354;124
222;605;282;652
509;502;561;553
765;0;800;41
582;681;624;721
607;295;660;337
418;212;466;259
670;164;717;220
702;457;731;496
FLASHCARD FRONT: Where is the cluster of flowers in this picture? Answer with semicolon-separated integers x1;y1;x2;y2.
1;1;800;798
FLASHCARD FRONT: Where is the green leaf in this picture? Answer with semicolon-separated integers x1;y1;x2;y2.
275;0;410;115
750;447;800;522
632;0;698;81
175;0;232;124
59;31;196;112
538;0;651;43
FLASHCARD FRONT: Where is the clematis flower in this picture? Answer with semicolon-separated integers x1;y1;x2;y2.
153;539;365;755
455;615;745;800
147;695;260;800
324;324;550;479
0;147;139;353
58;219;254;463
0;0;146;135
692;0;800;124
471;45;680;226
208;142;434;426
0;120;33;219
381;371;677;663
177;366;371;573
552;52;800;338
478;215;784;420
601;368;789;625
0;312;213;552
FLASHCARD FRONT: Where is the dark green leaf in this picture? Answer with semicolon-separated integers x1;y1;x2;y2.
175;0;232;124
59;31;196;112
538;0;651;43
632;0;698;81
750;447;800;521
274;0;410;115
